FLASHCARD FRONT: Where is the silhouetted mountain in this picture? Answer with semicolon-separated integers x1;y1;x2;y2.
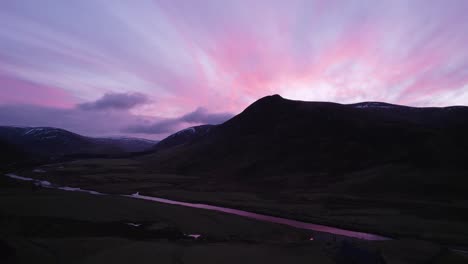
150;125;214;153
142;95;468;198
0;126;158;164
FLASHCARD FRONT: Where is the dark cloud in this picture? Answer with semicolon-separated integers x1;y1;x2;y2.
180;107;234;124
78;92;150;110
124;119;180;134
124;107;233;134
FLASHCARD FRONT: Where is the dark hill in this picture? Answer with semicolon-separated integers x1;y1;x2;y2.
142;95;468;198
0;126;158;166
150;125;214;153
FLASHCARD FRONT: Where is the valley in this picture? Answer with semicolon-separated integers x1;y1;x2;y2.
2;95;468;263
1;174;466;264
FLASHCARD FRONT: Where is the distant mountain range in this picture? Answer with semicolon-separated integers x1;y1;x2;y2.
2;95;468;199
0;126;158;169
140;95;468;198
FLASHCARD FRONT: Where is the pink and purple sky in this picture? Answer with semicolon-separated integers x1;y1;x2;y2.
1;0;467;139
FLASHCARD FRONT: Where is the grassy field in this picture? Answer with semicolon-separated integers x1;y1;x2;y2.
2;175;468;264
15;159;468;249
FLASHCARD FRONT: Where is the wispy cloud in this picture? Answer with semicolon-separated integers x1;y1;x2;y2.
0;0;467;137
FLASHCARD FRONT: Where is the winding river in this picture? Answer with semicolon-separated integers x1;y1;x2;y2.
4;173;390;241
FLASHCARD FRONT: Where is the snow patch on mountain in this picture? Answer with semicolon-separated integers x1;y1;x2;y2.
352;102;398;109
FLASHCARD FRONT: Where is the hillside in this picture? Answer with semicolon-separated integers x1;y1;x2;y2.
141;95;468;198
0;126;158;167
13;95;468;247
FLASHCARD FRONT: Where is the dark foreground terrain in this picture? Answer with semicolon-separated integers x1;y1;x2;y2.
1;176;467;264
2;95;468;263
16;158;468;249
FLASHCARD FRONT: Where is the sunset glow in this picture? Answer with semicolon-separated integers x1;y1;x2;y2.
1;0;467;138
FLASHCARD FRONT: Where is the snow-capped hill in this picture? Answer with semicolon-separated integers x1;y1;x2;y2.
140;95;468;191
0;126;78;141
150;125;214;153
23;127;64;136
350;102;403;109
24;127;47;135
0;126;157;161
101;136;158;144
442;105;468;112
168;127;197;138
20;127;83;141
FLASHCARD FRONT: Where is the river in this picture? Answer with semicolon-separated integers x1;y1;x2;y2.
4;173;390;241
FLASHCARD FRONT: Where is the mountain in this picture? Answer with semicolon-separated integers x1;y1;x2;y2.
0;126;158;166
92;137;159;153
150;125;214;153
142;95;468;198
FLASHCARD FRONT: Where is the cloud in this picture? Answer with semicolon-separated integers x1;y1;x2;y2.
124;107;233;134
78;92;150;111
124;119;180;134
180;107;234;124
1;0;468;141
0;99;233;138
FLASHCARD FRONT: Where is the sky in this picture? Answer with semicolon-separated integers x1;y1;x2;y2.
0;0;467;139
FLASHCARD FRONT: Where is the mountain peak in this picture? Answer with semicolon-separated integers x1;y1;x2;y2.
243;94;287;112
258;94;284;102
230;95;282;120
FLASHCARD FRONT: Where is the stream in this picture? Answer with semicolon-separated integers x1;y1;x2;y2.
4;173;390;241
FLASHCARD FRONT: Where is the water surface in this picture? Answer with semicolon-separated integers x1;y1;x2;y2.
4;173;390;241
126;192;390;240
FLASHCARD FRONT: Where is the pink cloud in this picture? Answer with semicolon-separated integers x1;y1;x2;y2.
1;0;468;137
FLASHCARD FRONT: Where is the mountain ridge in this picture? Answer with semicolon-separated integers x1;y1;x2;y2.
0;126;158;168
139;95;468;198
